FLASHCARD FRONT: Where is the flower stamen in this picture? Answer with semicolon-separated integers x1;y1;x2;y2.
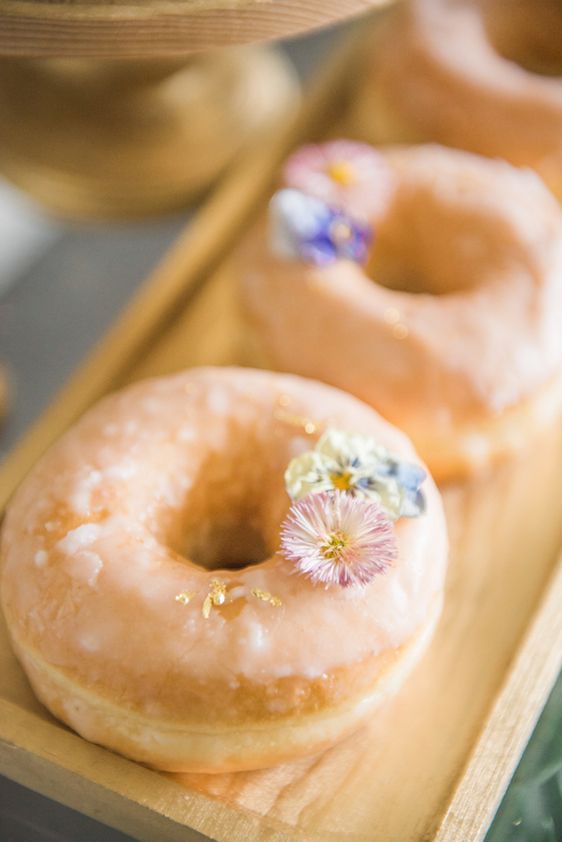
329;470;354;492
320;531;349;560
327;160;356;186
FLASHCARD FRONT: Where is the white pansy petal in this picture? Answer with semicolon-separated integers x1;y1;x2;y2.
283;427;426;520
285;450;331;500
269;189;334;261
314;429;351;461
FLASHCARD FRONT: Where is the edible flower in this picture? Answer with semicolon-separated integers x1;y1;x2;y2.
284;428;426;520
269;189;371;266
282;139;394;220
280;490;397;588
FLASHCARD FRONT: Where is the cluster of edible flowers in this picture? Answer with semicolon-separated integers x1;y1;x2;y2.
280;429;426;590
269;140;393;267
270;190;372;266
284;428;426;519
175;429;426;610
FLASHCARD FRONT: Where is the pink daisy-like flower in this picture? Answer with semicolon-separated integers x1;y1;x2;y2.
282;140;394;221
280;490;397;589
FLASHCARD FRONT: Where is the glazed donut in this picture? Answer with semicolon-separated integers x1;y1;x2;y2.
350;0;562;199
240;142;562;480
1;367;447;773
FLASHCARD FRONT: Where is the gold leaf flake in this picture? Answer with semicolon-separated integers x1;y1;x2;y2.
175;591;195;605
202;579;228;618
202;594;213;619
209;579;226;602
251;588;282;607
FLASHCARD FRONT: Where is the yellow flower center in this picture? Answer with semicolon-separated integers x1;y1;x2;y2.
330;470;353;491
321;531;349;561
327;160;356;186
330;220;353;243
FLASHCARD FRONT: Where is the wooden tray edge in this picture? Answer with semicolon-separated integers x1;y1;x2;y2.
0;697;274;842
434;551;562;841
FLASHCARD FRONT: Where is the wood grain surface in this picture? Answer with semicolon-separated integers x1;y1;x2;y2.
0;0;394;58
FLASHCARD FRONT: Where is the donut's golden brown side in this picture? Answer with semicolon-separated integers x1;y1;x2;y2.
240;146;562;480
350;0;562;199
1;368;447;772
7;601;441;772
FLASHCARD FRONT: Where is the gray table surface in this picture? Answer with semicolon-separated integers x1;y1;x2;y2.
0;22;559;842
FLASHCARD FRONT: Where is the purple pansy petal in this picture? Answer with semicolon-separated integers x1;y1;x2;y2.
269;188;373;267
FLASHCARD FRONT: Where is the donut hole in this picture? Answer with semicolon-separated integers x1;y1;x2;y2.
484;0;562;77
178;514;271;571
158;444;288;573
366;254;446;296
366;178;509;295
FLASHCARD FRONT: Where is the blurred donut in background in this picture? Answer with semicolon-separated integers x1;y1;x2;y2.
349;0;562;200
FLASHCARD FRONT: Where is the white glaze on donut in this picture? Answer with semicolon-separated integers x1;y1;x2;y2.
240;146;562;477
354;0;562;198
1;368;446;770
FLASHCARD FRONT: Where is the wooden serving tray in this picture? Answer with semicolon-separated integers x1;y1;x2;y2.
2;24;562;842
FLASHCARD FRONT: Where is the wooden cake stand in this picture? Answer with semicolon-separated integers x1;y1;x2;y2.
0;0;393;217
0;0;389;58
0;49;299;218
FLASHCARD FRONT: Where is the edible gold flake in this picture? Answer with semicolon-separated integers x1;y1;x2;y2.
175;590;195;605
392;323;409;340
202;579;228;619
274;410;319;436
251;588;282;607
202;594;213;619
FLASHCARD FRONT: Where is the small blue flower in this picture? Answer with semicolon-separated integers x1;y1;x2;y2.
376;458;427;517
269;189;372;266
